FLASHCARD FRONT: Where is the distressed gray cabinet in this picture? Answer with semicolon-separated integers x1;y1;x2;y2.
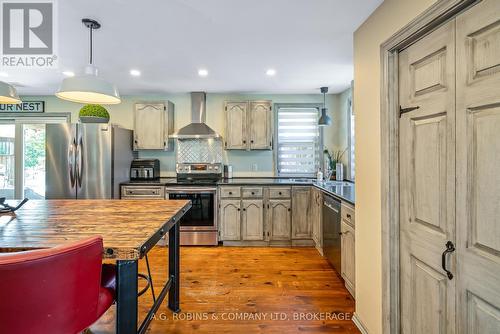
219;199;241;241
133;101;174;151
241;199;264;240
224;101;272;150
267;199;291;241
340;202;355;297
291;186;312;240
311;187;323;253
120;185;165;199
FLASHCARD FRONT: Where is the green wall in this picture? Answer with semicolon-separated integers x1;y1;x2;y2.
21;91;350;176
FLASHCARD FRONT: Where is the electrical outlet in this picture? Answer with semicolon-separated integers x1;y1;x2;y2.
252;163;258;171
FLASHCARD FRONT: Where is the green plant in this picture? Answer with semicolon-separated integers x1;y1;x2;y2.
323;148;347;171
79;104;110;119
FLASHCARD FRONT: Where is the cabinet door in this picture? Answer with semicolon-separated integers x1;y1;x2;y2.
341;220;355;297
249;101;272;150
241;199;264;240
225;102;247;150
291;187;311;239
219;199;241;241
134;103;166;150
268;199;291;241
311;188;322;247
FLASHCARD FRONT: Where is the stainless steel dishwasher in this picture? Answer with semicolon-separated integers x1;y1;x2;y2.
323;194;342;273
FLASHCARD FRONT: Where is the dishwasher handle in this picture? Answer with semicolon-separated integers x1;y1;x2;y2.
323;201;339;213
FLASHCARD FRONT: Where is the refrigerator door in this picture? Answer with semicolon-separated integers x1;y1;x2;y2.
111;126;134;198
76;124;112;199
46;123;77;199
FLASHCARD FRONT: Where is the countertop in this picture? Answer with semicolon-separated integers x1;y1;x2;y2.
121;177;355;205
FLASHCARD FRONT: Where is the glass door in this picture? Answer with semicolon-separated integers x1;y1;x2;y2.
23;124;46;199
0;124;15;199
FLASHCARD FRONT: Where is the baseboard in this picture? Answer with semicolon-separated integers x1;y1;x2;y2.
352;313;369;334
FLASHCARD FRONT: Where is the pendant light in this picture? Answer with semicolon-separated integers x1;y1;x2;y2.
318;86;331;126
0;81;21;104
56;19;120;104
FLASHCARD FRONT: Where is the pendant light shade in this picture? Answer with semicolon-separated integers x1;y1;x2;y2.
56;65;120;104
0;81;21;104
318;87;331;126
56;19;120;105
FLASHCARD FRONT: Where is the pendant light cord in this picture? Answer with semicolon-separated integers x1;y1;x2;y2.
89;25;93;65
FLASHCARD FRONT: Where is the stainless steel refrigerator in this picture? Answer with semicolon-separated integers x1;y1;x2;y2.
46;123;134;199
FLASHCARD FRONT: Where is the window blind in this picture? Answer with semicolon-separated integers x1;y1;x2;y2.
277;107;320;176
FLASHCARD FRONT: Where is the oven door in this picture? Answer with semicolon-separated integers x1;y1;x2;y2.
165;187;217;231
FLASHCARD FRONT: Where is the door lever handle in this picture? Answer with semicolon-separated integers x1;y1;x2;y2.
441;241;455;280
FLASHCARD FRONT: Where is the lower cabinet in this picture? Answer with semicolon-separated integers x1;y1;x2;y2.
291;186;312;240
219;199;241;241
241;199;264;240
340;203;355;298
267;199;291;241
310;187;323;254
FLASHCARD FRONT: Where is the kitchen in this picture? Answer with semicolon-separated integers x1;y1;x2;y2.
1;1;500;334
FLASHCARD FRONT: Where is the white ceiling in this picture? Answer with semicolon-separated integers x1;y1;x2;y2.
3;0;382;95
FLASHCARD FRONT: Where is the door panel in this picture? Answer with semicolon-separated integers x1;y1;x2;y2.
456;1;500;332
249;101;272;150
291;186;311;239
45;123;76;199
77;124;112;199
220;199;241;241
268;199;291;241
399;20;456;334
0;124;15;199
134;103;165;150
241;199;264;240
225;102;247;149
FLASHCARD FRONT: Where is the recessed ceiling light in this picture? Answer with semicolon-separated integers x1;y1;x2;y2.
130;69;141;77
0;72;8;78
62;71;75;77
266;69;276;76
198;69;208;77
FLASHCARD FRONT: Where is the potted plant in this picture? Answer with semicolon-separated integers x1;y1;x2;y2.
323;148;347;180
79;104;110;123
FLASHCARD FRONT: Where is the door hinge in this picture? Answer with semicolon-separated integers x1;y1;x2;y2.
164;105;167;111
399;105;420;117
225;106;228;111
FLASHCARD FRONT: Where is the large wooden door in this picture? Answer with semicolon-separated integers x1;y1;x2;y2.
399;20;456;334
456;0;500;332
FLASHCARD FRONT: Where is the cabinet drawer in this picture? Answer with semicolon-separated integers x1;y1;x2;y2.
241;187;263;198
341;203;355;227
121;186;164;198
268;187;291;198
220;187;241;198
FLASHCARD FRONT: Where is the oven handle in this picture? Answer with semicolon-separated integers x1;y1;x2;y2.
165;187;217;193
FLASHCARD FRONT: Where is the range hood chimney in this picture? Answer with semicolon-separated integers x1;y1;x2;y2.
170;92;220;139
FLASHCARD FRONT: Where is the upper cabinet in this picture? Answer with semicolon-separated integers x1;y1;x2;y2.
133;101;174;151
224;100;272;150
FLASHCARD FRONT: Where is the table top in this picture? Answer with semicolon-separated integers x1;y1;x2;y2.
0;199;191;260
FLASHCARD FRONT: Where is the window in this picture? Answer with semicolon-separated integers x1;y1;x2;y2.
275;104;322;177
0;114;69;199
347;97;355;180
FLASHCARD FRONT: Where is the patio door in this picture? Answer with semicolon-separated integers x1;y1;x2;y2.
0;116;67;199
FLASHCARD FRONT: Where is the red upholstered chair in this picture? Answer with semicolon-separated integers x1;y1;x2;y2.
0;236;116;334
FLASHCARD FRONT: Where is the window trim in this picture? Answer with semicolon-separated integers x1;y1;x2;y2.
346;96;355;181
274;103;324;177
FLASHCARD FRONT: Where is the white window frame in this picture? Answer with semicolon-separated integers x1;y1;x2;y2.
0;113;70;198
274;103;323;177
347;95;355;181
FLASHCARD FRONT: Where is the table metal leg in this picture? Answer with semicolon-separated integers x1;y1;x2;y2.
116;260;138;334
168;222;180;313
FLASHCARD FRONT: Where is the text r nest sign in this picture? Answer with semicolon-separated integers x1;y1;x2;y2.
0;101;44;112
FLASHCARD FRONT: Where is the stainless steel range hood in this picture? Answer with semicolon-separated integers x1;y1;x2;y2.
170;92;220;139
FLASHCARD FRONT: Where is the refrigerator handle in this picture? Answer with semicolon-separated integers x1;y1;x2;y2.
76;137;83;188
68;138;76;188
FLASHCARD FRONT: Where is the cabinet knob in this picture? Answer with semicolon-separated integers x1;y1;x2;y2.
250;140;254;143
278;192;282;195
347;214;351;219
229;192;232;195
243;140;246;144
288;208;291;212
243;208;246;211
237;208;241;211
251;192;255;195
134;140;138;144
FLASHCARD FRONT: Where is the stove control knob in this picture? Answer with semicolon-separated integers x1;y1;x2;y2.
208;166;213;170
214;166;219;170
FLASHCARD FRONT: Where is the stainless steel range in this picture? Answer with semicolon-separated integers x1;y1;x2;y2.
165;162;223;246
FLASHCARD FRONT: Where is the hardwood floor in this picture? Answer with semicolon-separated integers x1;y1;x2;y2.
90;247;359;333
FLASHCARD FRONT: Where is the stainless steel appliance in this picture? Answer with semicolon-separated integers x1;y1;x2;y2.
323;194;342;273
130;159;160;180
224;165;233;179
164;162;223;245
46;123;133;199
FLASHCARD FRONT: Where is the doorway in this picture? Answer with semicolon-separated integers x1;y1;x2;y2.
0;114;69;199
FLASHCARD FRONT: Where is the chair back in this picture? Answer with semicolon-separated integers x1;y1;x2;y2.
0;236;104;334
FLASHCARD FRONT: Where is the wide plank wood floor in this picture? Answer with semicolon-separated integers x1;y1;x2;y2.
90;247;359;333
